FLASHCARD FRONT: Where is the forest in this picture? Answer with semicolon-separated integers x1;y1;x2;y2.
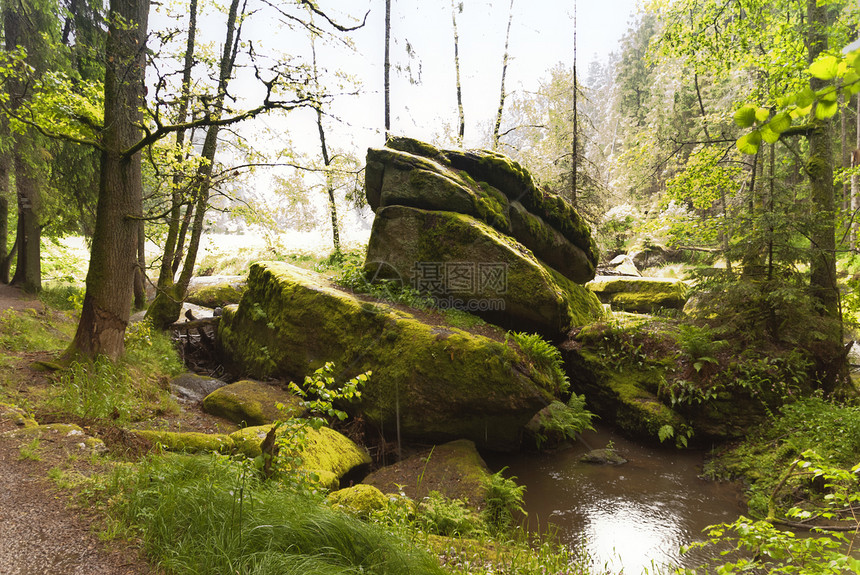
1;0;860;574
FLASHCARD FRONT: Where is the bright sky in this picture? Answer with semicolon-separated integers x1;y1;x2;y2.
236;0;643;156
330;0;642;150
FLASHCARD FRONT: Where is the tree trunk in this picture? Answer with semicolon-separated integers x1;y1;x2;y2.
451;0;464;146
570;0;577;206
384;0;391;141
64;0;150;361
492;0;514;150
852;94;860;251
133;220;146;310
806;0;838;318
146;0;242;329
4;0;41;293
0;119;9;285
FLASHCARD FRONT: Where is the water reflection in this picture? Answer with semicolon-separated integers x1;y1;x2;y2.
485;425;746;574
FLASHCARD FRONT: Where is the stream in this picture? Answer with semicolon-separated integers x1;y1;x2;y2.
485;425;747;574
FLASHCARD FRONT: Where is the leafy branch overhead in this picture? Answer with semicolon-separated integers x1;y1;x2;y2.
734;48;860;154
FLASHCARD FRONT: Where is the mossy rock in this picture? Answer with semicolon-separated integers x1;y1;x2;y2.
366;137;598;283
229;423;370;489
132;430;234;454
218;262;561;450
362;439;491;509
364;206;603;338
0;402;37;429
5;422;85;438
170;373;227;403
202;379;303;426
186;276;247;308
327;484;389;516
563;349;687;443
587;276;688;314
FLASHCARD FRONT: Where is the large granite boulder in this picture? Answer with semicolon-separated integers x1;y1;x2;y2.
363;137;602;337
365;206;603;336
217;262;561;451
201;379;303;426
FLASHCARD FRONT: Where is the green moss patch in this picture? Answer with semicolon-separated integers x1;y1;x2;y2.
201;379;303;426
186;278;246;308
327;484;389;516
587;276;688;313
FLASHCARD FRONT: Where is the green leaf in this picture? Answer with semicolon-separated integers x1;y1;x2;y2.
737;130;761;155
768;112;791;134
734;105;757;128
760;125;780;144
815;100;839;120
796;87;816;108
754;107;770;123
809;54;839;80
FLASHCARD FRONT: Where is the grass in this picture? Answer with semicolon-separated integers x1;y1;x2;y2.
0;307;75;353
107;454;447;575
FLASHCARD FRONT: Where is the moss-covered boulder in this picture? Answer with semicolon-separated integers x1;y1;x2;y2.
218;262;562;450
201;379;303;426
587;276;688;314
562;348;688;443
229;423;370;489
132;430;234;454
327;484;389;516
0;402;37;430
186;276;247;307
364;205;603;337
365;137;598;284
362;439;491;509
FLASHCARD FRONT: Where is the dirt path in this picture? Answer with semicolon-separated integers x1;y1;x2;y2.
0;285;154;575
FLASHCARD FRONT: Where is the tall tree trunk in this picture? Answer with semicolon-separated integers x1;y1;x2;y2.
153;0;198;310
146;0;242;329
806;0;838;318
384;0;391;141
451;0;464;146
4;0;41;293
492;0;514;150
852;93;860;251
0;117;10;285
64;0;150;361
570;0;577;206
133;220;146;309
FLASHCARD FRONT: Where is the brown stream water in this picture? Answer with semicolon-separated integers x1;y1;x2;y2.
485;425;747;574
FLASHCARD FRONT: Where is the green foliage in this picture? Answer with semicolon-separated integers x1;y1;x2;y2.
105;454;446;575
333;254;435;310
123;319;185;380
270;362;368;488
656;423;694;449
532;395;596;449
0;308;73;352
505;331;569;395
17;437;42;461
416;491;481;537
481;468;526;535
39;284;85;312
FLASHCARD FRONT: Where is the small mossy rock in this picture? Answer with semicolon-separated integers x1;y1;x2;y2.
327;484;389;516
4;423;85;438
363;439;490;509
218;262;560;450
229;424;370;488
132;430;235;454
587;276;688;314
186;276;247;308
364;206;603;338
366;137;598;282
580;448;628;465
202;380;303;426
0;402;37;429
170;373;228;403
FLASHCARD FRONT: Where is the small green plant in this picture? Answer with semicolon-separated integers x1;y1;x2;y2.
441;308;487;329
270;362;369;487
482;468;526;535
532;395;596;449
417;491;482;537
506;331;569;395
18;437;41;461
657;423;694;448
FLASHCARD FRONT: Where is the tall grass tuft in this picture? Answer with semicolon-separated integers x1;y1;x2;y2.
114;454;446;575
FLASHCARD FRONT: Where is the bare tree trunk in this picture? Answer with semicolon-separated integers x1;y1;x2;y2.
852;94;860;251
571;0;577;206
133;220;146;309
492;0;514;150
0;131;9;285
451;0;464;146
146;0;243;329
65;0;150;360
384;0;391;141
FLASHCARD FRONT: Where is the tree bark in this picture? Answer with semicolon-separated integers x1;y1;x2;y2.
806;0;838;318
0;116;10;285
133;220;146;310
384;0;391;141
64;0;150;361
852;93;860;251
492;0;514;150
451;0;464;146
